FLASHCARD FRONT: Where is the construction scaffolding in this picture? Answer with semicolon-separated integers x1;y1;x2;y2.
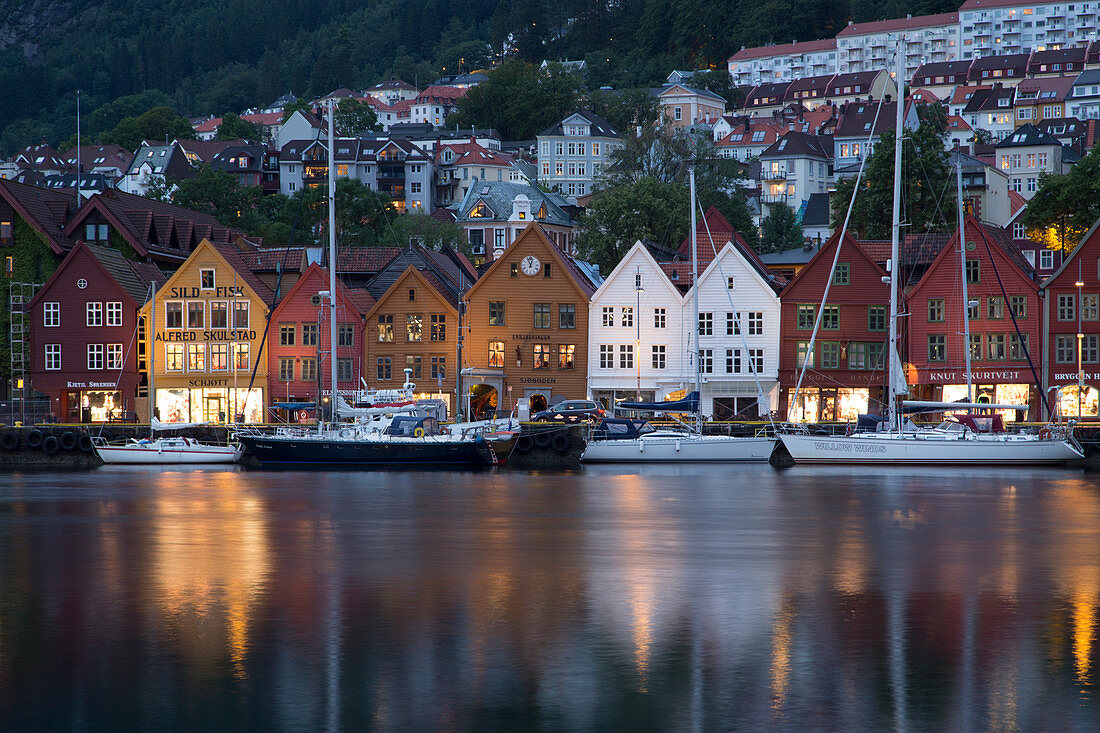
8;280;39;424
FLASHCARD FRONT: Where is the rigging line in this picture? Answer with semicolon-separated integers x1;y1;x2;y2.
697;198;773;427
974;223;1051;417
788;95;886;421
94;286;146;438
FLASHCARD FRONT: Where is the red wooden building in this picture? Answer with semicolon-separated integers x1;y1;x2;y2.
906;216;1042;420
265;263;374;419
1040;219;1100;419
778;231;892;422
26;241;164;422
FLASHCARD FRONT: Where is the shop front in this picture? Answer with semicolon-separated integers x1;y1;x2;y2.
785;386;882;423
155;376;265;424
1050;368;1100;419
907;367;1035;422
57;380;134;423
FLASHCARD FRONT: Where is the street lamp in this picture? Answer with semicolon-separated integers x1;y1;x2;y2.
635;268;644;400
1077;270;1085;418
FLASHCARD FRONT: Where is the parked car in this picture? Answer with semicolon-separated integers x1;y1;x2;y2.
532;400;605;423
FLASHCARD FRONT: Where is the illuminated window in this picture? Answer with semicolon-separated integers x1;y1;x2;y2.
533;344;550;369
86;301;103;327
187;343;205;371
489;341;505;367
106;301;122;327
279;323;296;346
558;344;575;370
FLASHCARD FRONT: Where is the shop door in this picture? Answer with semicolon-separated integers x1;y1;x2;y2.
469;385;498;419
66;391;81;422
203;394;225;423
819;391;838;422
529;393;548;413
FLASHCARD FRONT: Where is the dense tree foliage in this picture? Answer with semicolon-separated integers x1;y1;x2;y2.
759;203;804;254
1023;145;1100;253
100;106;196;151
830;124;956;240
449;61;582;139
0;0;958;155
216;113;262;141
335;99;380;136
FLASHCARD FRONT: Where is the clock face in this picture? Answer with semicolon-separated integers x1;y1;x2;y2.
521;255;541;276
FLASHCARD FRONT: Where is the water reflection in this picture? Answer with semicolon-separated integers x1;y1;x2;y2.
1;466;1100;729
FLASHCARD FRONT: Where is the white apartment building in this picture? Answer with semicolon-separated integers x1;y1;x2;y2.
994;123;1074;198
959;0;1100;58
536;111;622;203
727;39;838;86
837;13;961;78
758;131;831;218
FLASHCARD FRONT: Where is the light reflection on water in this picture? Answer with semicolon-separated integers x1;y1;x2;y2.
0;465;1099;730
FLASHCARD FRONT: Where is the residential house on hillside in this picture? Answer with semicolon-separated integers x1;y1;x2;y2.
120;142;195;197
452;181;574;263
536;111;621;203
366;79;419;106
823;70;897;107
1038;117;1087;153
758;131;831;219
1014;76;1076;126
949;83;993;117
658;84;726;127
26;241;164;422
912;60;973;99
1068;70;1100;120
409;85;466;127
784;75;834;110
966;54;1029;86
726;38;838;86
12;143;71;179
962;85;1017;140
715;121;782;161
62;144;133;184
433;140;514;205
276;110;324;150
950;149;1011;226
833;100;919;173
1028;47;1087;77
211;144;266;189
742;82;791;116
995;123;1076;199
836;12;960;78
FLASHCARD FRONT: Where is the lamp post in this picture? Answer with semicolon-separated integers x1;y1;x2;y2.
635;267;644;400
1077;267;1085;418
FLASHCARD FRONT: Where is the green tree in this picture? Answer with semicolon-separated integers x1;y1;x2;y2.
831;124;956;239
161;164;269;231
289;178;397;246
584;86;660;134
335;98;379;136
380;212;470;254
101;106;196;150
450;60;582;139
1023;145;1100;253
216;113;262;141
281;99;314;122
577;176;688;275
758;202;803;254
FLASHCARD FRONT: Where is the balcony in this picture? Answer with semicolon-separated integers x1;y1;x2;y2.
761;169;788;181
761;193;788;204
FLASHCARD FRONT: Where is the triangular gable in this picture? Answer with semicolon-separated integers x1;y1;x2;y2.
151;239;270;312
590;241;685;305
463;224;597;303
64;197;154;259
909;215;1034;298
469;199;496;219
364;266;460;324
269;262;369;321
1043;215;1100;288
780;229;887;296
27;240;139;311
0;179;74;254
692;241;782;300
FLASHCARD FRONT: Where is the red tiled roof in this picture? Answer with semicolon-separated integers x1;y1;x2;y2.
951;84;992;105
241;112;284;126
335;246;403;273
837;12;958;36
345;288;376;313
194;117;222;133
212;240;275;305
728;38;836;63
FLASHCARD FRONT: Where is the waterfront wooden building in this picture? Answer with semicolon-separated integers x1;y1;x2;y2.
906;216;1041;420
778;231;891;422
266;262;374;418
139;238;274;424
26;241;164;422
462;224;599;418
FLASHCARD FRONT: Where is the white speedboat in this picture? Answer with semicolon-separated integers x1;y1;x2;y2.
581;418;776;463
94;436;243;464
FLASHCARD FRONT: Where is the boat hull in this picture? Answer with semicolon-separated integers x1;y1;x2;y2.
238;434;494;467
581;435;776;463
95;445;242;465
778;432;1083;465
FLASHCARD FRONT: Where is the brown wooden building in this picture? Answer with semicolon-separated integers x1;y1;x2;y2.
461;224;599;418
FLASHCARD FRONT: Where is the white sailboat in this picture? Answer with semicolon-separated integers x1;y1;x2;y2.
581;167;777;463
778;42;1082;466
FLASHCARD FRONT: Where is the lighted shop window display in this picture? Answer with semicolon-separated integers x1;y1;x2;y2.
787;387;868;422
1057;385;1100;418
941;383;1029;422
156;387;265;424
82;390;123;422
788;388;819;423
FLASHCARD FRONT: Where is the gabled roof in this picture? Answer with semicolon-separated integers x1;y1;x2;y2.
693;239;787;297
454;181;572;227
781;229;887;297
537;110;620;138
759;130;830;160
1014;75;1076;104
462;223;599;301
269;262;371;320
825;70;888;98
962;87;1015;114
727;38;836;63
744;82;790;106
1028;47;1086;70
658;84;727;104
912;60;973;85
995;123;1062;148
27;240;164;312
909;215;1035;296
835;100;902;137
590;241;686;303
238;247;308;273
0;178;77;254
951;84;992;106
364;266;459;324
210;240;275;305
1042;215;1100;287
334;246;404;273
802;192;831;228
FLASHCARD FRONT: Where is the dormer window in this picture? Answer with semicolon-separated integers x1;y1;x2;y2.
470;201;491;218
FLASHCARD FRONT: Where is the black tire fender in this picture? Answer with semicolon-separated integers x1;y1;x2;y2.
550;432;571;453
78;434;94;453
26;429;44;449
0;431;19;451
515;435;534;454
42;435;60;456
534;431;552;449
60;431;77;451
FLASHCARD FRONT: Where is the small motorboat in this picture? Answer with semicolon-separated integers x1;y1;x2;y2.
94;436;243;465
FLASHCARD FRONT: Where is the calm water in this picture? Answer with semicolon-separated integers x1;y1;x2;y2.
2;465;1100;731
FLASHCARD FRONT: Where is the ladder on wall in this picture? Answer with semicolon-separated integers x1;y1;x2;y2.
8;281;39;403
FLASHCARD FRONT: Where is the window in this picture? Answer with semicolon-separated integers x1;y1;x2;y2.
821;306;839;330
1083;294;1099;321
652;344;666;369
987;333;1008;360
300;357;316;381
430;314;446;341
727;276;736;290
822;342;841;369
698;312;713;336
599;344;614;368
654;308;666;328
698;349;712;374
747;312;763;335
867;306;886;331
85;343;105;370
619;344;634;369
378;314;394;342
559;304;575;329
928;335;946;362
217;342;243;372
533;344;550;369
165;344;184;371
45;344;61;370
210;301;228;329
377;356;392;380
489;341;505;368
969;334;983;361
620;306;633;328
965;259;980;284
749;349;764;374
1058;294;1076;320
300;322;318;347
602;306;614;326
408;288;416;302
279;357;295;381
833;263;850;285
279;323;296;346
726;348;740;374
544;263;551;278
430;356;447;380
510;263;519;278
403;355;420;380
187;343;205;371
489;301;505;326
200;269;215;289
105;302;122;327
86;301;103;327
339;324;355;347
987;296;1004;320
1085;335;1100;363
1010;333;1029;361
558;344;575;370
233;301;249;329
102;343;122;371
187;302;204;329
43;302;59;327
403;314;422;343
1055;334;1075;363
1009;295;1027;319
797;305;815;329
534;303;551;329
928;298;945;322
1041;250;1054;269
796;341;814;368
210;344;229;371
848;342;883;370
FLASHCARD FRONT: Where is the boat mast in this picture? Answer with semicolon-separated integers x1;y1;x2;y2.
149;281;156;436
956;147;973;403
327;99;338;424
689;165;701;432
887;40;905;431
